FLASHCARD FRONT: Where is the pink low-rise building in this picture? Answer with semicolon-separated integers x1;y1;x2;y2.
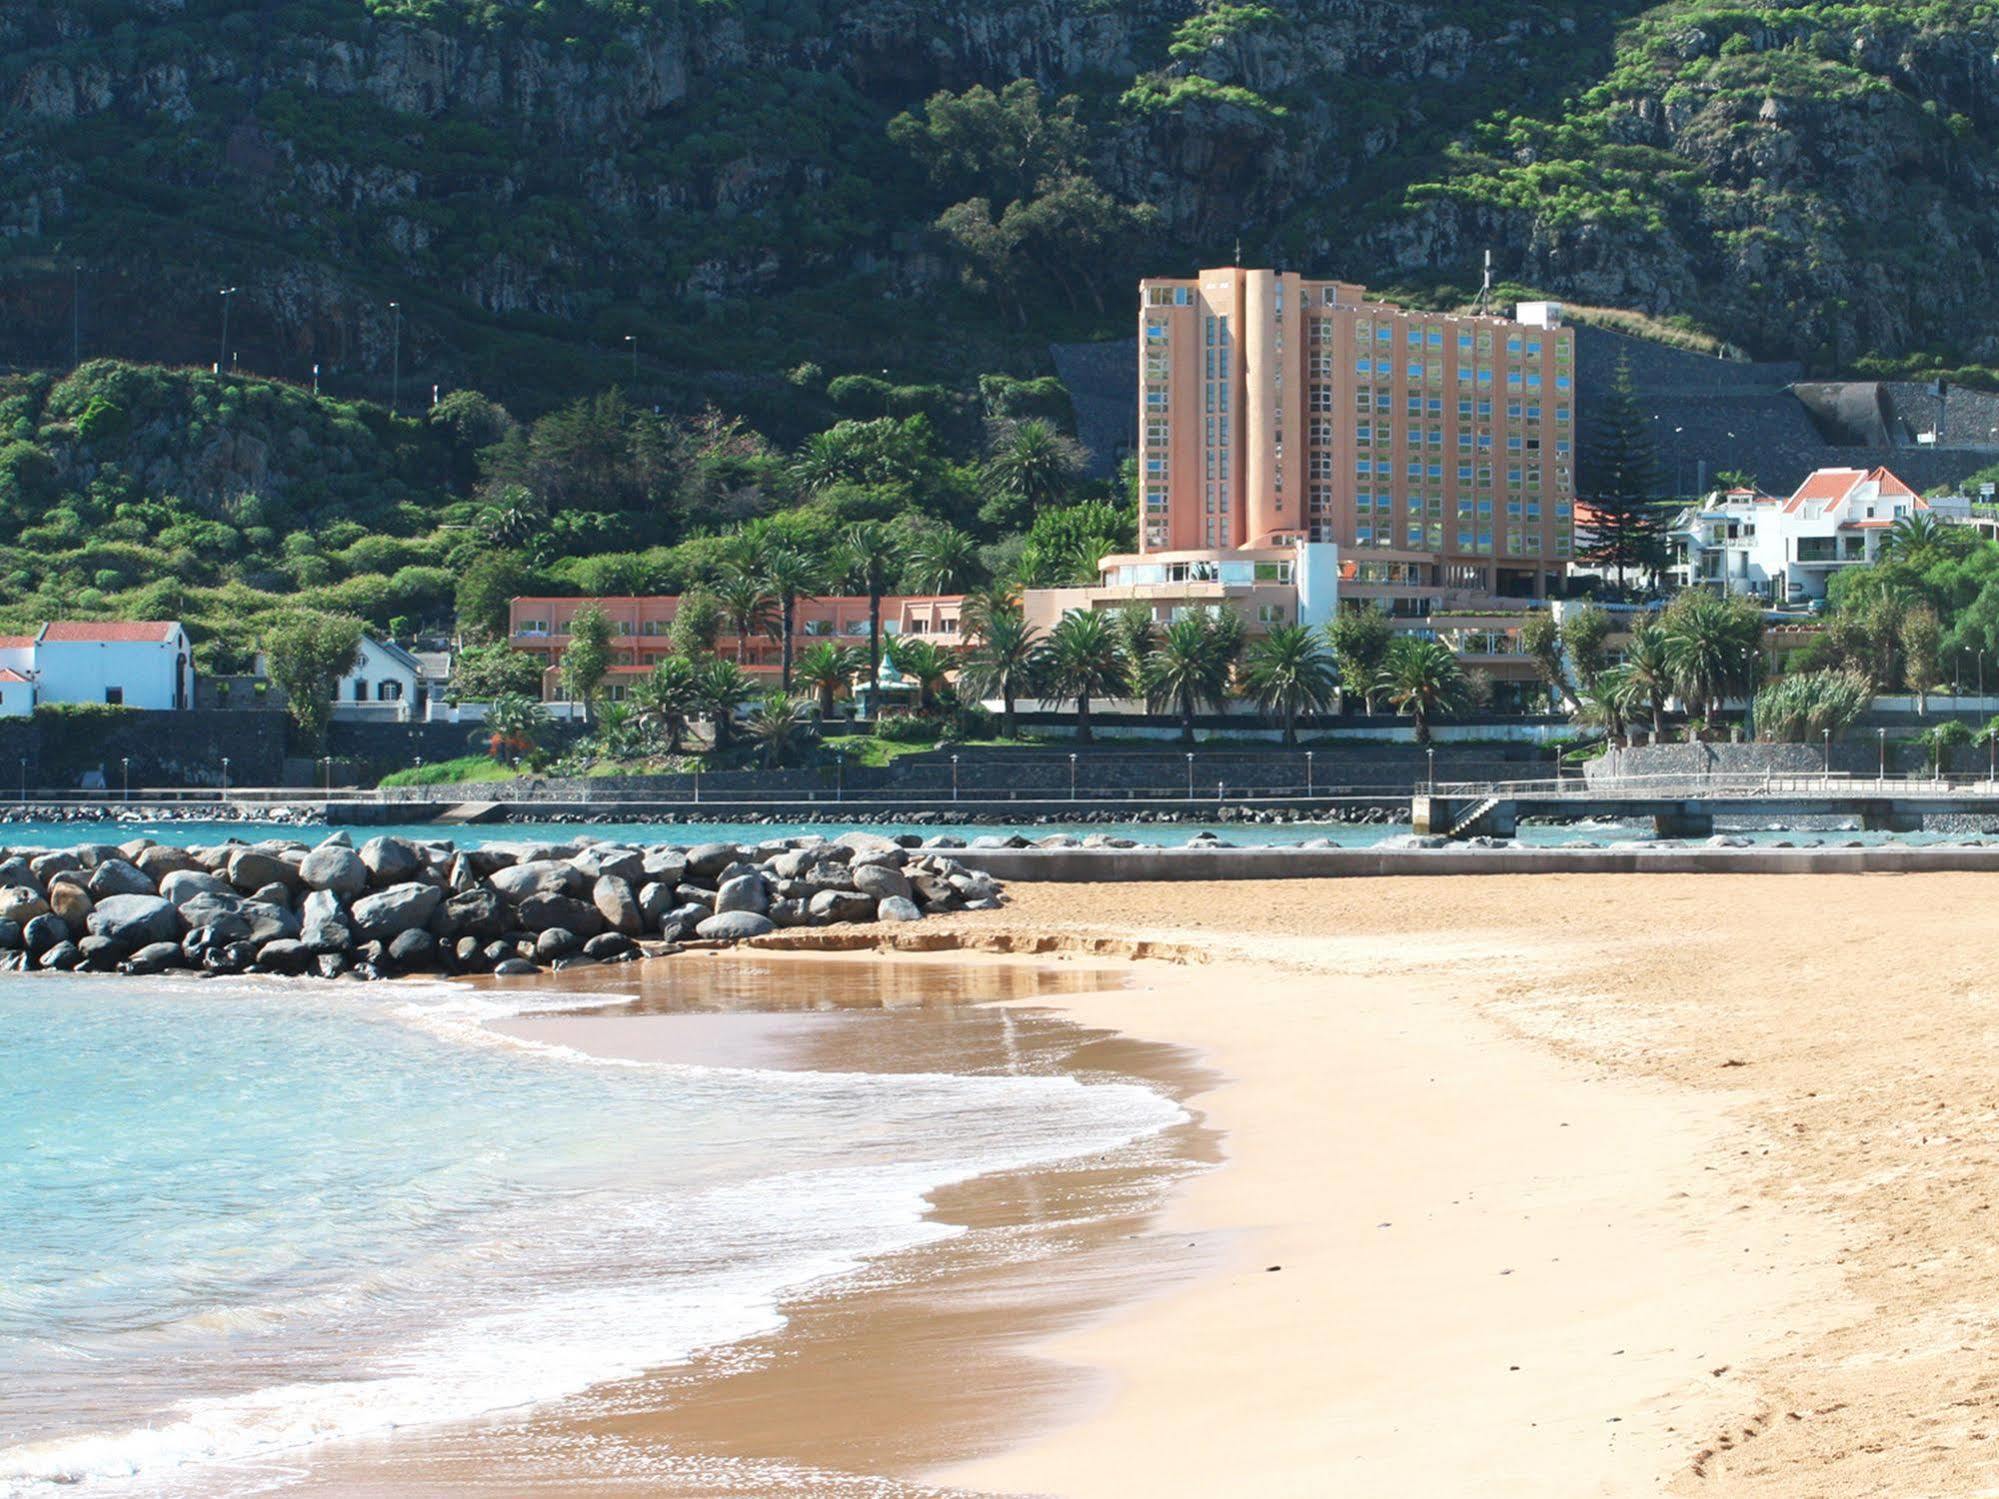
507;594;966;699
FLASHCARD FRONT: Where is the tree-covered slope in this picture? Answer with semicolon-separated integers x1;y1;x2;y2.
7;0;1998;417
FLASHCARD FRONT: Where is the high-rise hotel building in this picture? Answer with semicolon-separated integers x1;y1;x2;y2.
1138;266;1576;603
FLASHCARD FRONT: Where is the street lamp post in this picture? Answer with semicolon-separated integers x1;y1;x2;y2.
1426;746;1436;791
321;756;332;795
1878;726;1887;784
1185;752;1194;799
951;754;960;802
836;751;845;803
1822;727;1831;776
388;301;402;414
1305;749;1314;798
217;287;237;374
220;756;230;800
17;757;25;804
624;334;637;379
121;756;130;802
1069;752;1078;800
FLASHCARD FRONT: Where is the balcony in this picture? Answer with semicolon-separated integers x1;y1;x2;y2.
1794;539;1869;566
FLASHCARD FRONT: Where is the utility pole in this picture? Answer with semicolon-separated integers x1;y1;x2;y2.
217;287;238;374
624;333;637;379
71;264;81;370
389;301;402;414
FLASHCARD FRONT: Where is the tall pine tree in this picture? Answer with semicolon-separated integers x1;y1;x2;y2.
1578;355;1670;591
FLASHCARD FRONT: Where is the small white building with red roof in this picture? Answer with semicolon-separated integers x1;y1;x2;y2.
0;621;194;716
1671;466;1953;604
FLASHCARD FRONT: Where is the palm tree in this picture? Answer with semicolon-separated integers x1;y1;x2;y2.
693;656;755;751
839;520;903;685
1882;511;1970;564
1040;610;1127;744
1145;610;1243;744
744;691;816;769
760;546;824;692
796;641;862;719
1110;603;1158;683
713;568;777;667
1662;592;1764;732
906;525;982;595
888;636;954;712
962;602;1043;738
627;655;699;752
1573;666;1639;747
1620;620;1675;740
474;691;549;763
981;418;1085;527
1242;624;1337;746
1378;637;1468;745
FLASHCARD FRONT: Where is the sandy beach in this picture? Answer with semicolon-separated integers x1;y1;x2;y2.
266;870;1999;1496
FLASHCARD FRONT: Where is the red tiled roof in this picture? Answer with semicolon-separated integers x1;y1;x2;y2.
0;636;33;650
0;668;26;683
37;620;179;643
1782;465;1924;516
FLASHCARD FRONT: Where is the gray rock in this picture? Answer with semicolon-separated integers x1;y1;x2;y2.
492;957;540;976
836;831;905;862
685;842;739;879
0;856;36;890
808;889;876;925
695;910;775;940
314;953;350;979
592;875;642;935
358;836;422;886
227;849;297;894
76;934;125;969
909;874;963;911
85;859;157;898
673;882;718;909
851;863;911;902
301;890;352;954
254;939;314;974
349;882;444;941
582;932;634;960
714;873;769;916
158;869;233;906
299;845;369;896
38;939;82;970
637;881;678;926
535;926;581;960
876;895;922;923
444;887;507;940
574;846;645;882
121;941;183;975
135;845;197;881
386;929;437;967
30;851;83;882
237;900;302;944
641;850;688;885
659;903;710;941
516;892;605;938
453;936;490;970
88;894;180;947
248;881;292;907
489;860;582;902
769;897;812;927
0;917;18;950
46;880;93;927
0;886;50;923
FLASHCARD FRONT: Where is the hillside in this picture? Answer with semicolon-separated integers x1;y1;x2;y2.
3;1;1999;422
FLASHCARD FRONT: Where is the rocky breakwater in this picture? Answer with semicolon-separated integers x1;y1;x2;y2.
0;832;1004;980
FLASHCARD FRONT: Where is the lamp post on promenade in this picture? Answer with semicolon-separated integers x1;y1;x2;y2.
217;287;237;374
321;756;332;795
1069;752;1077;801
624;334;638;379
951;754;959;802
220;756;230;800
121;756;130;802
1426;746;1436;792
1305;749;1314;798
1184;752;1194;799
1822;728;1831;776
836;751;845;803
1878;727;1887;784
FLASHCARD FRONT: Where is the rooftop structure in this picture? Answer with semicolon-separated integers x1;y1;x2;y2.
0;621;193;716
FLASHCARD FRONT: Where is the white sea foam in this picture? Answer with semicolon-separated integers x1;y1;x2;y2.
0;977;1184;1496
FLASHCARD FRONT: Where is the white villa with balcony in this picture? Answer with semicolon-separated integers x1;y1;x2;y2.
1671;467;1960;604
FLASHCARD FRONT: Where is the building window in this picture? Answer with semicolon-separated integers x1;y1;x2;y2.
105;687;123;705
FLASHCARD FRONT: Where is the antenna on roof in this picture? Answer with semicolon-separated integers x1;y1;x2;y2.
1234;237;1243;267
1473;249;1494;316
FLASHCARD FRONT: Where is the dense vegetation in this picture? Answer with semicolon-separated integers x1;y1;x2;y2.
6;0;1999;419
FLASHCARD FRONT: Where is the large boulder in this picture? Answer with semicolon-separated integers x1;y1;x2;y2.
253;938;314;975
808;889;876;925
299;845;369;897
0;856;37;890
695;910;775;940
714;873;769;916
22;913;70;955
46;880;93;928
516;892;605;938
876;895;923;923
88;894;181;947
349;883;443;941
300;890;351;953
489;860;582;902
134;845;197;881
121;941;183;975
358;837;422;887
227;849;298;895
86;859;158;898
637;881;678;927
442;888;507;940
684;842;739;879
591;876;642;936
641;850;688;886
386;929;437;968
851;863;911;903
29;850;83;883
159;869;233;906
0;886;49;923
769;897;813;927
574;846;645;882
38;940;83;971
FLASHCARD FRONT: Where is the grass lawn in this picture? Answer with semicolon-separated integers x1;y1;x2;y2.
377;755;522;787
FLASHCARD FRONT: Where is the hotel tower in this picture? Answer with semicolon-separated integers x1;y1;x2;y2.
1137;266;1576;606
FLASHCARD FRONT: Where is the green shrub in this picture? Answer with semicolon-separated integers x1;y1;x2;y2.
874;711;944;744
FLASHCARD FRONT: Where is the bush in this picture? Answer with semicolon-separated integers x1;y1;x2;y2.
874;711;944;744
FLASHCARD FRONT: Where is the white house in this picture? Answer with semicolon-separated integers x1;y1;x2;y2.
1671;466;1949;605
332;634;452;721
0;622;195;714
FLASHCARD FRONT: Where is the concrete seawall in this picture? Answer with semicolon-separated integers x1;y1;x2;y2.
948;845;1999;881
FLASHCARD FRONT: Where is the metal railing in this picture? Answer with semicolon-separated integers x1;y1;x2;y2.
1433;771;1999;799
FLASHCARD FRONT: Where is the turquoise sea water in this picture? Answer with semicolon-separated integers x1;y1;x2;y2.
0;978;1181;1495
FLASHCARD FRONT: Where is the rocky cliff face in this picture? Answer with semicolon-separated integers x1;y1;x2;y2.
3;1;1997;406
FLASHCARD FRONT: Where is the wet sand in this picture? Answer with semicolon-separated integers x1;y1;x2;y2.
254;870;1999;1496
